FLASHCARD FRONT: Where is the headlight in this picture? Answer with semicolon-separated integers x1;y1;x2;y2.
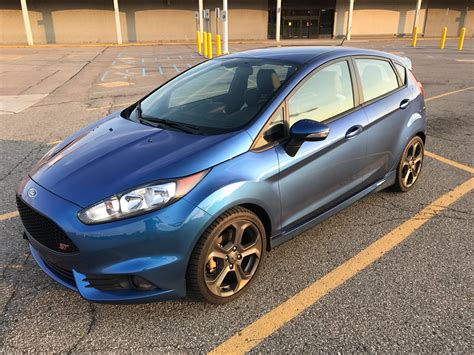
78;170;209;224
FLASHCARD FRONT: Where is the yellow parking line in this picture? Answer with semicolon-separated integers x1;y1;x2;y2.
425;151;474;174
0;211;19;221
425;87;474;102
47;140;62;146
210;177;474;354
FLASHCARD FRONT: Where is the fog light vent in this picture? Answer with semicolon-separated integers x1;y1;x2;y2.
131;275;156;290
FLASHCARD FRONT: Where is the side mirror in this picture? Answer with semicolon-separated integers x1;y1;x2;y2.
285;119;330;157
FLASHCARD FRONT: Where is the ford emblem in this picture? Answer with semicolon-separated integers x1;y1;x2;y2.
27;188;37;198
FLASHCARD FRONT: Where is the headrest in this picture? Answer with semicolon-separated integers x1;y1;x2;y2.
245;88;260;107
362;65;383;83
257;69;281;94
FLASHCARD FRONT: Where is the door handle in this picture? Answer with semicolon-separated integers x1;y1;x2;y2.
345;125;363;139
400;99;410;109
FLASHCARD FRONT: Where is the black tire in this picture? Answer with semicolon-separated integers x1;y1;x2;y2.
392;135;424;192
186;207;266;304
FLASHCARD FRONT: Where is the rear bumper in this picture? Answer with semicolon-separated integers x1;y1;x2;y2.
18;177;213;303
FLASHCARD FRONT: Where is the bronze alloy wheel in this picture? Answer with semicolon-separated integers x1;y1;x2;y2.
187;207;266;304
393;136;424;192
204;219;262;297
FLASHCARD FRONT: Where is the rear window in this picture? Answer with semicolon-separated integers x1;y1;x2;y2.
355;58;399;102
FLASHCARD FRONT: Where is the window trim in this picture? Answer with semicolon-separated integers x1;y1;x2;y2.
251;103;288;152
352;55;406;107
392;60;408;88
252;56;363;150
285;56;360;127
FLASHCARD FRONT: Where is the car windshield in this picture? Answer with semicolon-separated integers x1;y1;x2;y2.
131;58;299;134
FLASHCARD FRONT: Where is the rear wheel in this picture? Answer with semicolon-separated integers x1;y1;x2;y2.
392;136;424;192
187;207;266;304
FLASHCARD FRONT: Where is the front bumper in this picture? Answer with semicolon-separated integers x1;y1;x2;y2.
18;177;213;303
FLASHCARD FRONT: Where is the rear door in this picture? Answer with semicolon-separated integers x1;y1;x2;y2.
353;57;413;184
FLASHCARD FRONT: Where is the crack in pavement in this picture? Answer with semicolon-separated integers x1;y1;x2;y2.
66;303;97;354
20;69;60;95
0;253;30;349
0;142;47;182
48;47;108;98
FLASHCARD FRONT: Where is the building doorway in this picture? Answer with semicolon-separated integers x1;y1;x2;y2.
268;0;336;39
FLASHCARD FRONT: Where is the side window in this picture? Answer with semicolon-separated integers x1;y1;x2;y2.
288;60;354;126
394;63;406;85
253;106;285;149
355;58;399;102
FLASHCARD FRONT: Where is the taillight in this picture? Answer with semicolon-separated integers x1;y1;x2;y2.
409;70;425;97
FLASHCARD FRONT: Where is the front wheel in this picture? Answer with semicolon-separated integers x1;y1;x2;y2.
392;135;424;192
186;207;266;304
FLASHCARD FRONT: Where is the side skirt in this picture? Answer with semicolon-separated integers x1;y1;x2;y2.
270;170;396;249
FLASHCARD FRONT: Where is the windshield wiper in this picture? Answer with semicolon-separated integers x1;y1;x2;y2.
134;102;201;134
140;115;201;134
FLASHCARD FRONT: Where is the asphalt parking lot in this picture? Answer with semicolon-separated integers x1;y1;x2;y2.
1;38;473;352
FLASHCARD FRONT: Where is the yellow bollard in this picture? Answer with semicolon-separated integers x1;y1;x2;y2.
440;27;447;49
412;26;418;47
196;31;202;54
203;31;208;57
207;32;213;59
458;27;466;51
216;34;222;56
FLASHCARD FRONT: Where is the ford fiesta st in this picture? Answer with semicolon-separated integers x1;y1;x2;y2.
17;46;426;304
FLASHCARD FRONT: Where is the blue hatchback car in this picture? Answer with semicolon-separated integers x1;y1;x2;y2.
17;46;426;304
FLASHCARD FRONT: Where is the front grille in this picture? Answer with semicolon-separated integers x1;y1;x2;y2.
43;259;75;283
16;196;79;253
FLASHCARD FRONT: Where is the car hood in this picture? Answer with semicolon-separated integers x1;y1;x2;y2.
29;113;252;207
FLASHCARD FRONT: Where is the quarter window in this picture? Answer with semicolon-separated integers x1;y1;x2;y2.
253;106;285;149
288;60;354;126
355;58;399;102
394;63;406;85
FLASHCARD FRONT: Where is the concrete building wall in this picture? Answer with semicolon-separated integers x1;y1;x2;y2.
0;0;267;44
1;0;117;44
0;0;471;44
0;2;26;44
334;0;428;37
334;0;472;38
423;1;473;37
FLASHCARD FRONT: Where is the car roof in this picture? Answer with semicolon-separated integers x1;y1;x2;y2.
225;46;402;65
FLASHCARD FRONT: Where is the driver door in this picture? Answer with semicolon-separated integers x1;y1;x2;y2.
276;59;368;231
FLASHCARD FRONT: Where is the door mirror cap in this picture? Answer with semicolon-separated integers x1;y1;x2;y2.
285;119;330;157
290;119;330;142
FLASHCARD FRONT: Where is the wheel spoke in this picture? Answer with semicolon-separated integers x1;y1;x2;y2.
208;247;227;261
403;170;411;186
231;220;250;247
234;263;250;290
241;246;261;259
206;265;230;294
413;163;422;177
